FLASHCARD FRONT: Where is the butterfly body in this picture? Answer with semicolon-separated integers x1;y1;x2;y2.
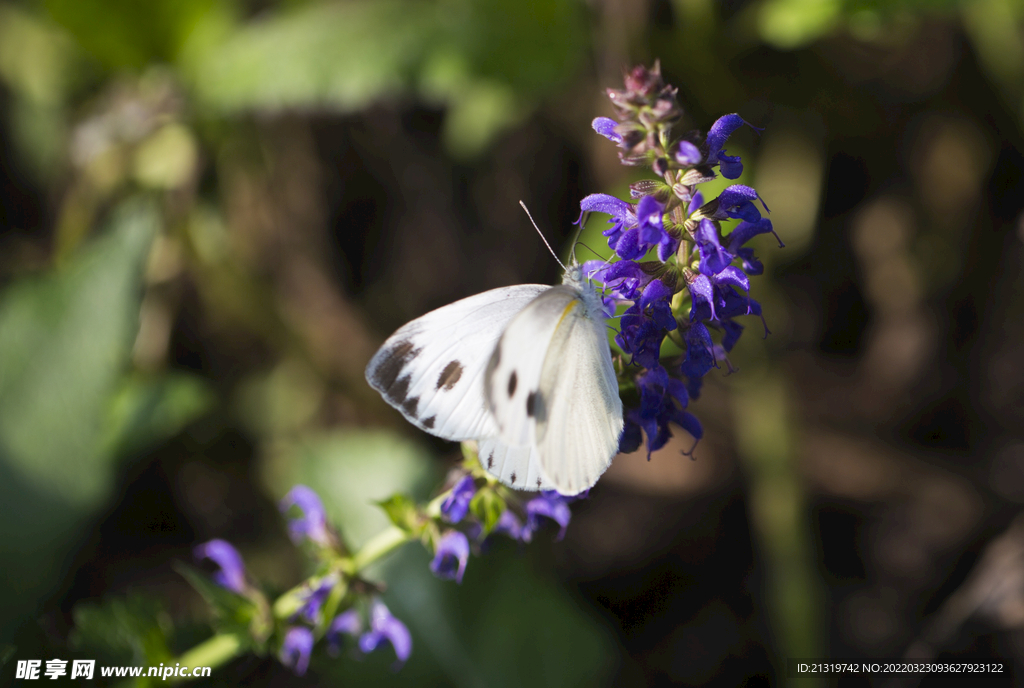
365;265;623;495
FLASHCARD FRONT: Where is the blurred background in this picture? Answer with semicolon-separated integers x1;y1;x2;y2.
2;0;1024;685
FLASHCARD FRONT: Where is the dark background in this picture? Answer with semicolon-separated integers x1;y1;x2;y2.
2;0;1024;685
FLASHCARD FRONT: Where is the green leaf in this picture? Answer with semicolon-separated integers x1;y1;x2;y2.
188;0;432;114
0;199;156;639
70;595;173;666
377;493;421;534
469;489;505;534
104;372;216;458
42;0;223;69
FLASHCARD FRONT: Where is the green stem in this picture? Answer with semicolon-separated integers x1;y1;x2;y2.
349;526;413;572
170;633;246;682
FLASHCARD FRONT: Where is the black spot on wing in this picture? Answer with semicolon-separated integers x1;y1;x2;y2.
402;396;420;417
507;371;517;397
422;416;435;429
387;375;412;406
526;391;545;421
536;477;542;488
436;360;463;391
510;471;517;485
487;453;494;469
371;340;420;397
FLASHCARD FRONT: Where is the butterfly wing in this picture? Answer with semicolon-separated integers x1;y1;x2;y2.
484;285;578;448
476;439;556;491
485;283;623;494
533;289;623;494
366;285;548;440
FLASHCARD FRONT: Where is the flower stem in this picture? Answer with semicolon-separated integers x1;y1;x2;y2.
170;632;246;682
349;526;412;572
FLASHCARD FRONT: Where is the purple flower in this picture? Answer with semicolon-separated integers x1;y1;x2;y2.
493;509;523;540
693;219;733;276
674;140;702;166
627;366;704;459
631;365;702;458
280;485;331;547
194;539;246;594
521;492;573;542
705;114;760;179
697;185;769;224
280;627;314;676
726;218;783;276
592;117;622;143
430;530;470;583
440;475;475;524
359;600;412;669
619;419;644;454
579;193;635;254
681;323;715;381
296;576;337;624
635;195;678;261
326;609;362;656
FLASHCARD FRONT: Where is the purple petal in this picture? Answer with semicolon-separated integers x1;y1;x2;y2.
640;278;673;308
727;218;783;251
682;323;715;380
619;419;643;454
579;193;631;221
636;195;665;233
687;274;717;321
494;509;523;540
297;576;336;623
694;219;733;276
522;494;572;542
359;601;412;668
718;153;743;179
280;485;331;547
440;475;475;524
429;530;470;584
592;117;622;143
688;191;704;217
194;539;246;594
674;140;702;165
715;266;750;292
280;627;314;676
326;608;362;656
706;114;759;163
615;227;644;260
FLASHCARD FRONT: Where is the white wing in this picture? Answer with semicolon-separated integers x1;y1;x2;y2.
484;285;578;447
485;279;623;495
534;284;623;494
476;439;556;491
366;285;548;441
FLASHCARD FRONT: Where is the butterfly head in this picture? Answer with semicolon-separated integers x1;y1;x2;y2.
562;259;585;288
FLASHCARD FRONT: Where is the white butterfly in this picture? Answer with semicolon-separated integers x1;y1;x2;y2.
364;261;623;495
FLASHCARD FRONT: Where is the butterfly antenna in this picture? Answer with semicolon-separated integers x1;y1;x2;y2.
519;201;566;271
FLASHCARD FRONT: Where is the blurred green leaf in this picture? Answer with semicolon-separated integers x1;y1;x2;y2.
0;199;156;640
469;489;504;534
104;372;216;458
377;493;422;534
0;200;156;506
187;0;587;157
188;1;431;114
262;428;439;550
42;0;223;69
70;595;174;666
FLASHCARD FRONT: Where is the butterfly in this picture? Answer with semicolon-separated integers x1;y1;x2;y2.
364;259;623;495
